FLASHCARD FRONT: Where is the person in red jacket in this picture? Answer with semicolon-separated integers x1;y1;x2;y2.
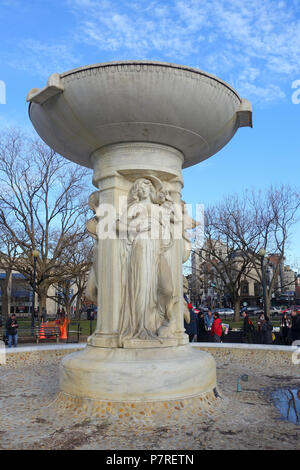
210;312;223;343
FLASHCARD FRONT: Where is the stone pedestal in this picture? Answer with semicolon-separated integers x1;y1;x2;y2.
58;142;217;416
60;345;216;402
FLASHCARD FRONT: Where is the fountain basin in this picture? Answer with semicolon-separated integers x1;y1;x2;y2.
27;61;252;169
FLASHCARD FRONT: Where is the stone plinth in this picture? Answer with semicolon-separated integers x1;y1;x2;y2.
59;345;216;402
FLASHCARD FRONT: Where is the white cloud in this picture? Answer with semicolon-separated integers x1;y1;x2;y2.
63;0;300;103
7;40;81;78
237;83;286;104
4;0;300;104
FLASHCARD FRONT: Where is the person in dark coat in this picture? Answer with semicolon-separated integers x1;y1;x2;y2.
5;314;19;348
256;313;265;344
280;313;291;345
184;305;198;342
261;315;273;344
197;312;208;342
291;310;300;343
241;311;255;344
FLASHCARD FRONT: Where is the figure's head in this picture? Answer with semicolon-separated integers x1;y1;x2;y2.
128;178;156;205
291;309;298;317
157;188;166;204
157;184;172;205
138;180;151;200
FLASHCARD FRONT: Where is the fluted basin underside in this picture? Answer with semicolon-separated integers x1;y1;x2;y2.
28;61;252;169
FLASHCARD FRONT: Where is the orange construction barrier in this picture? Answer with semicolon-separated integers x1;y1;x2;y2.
58;317;69;340
39;321;46;339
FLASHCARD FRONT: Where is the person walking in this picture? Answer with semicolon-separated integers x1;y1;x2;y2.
279;312;291;345
5;314;19;348
210;312;223;343
290;309;300;343
241;311;255;344
261;315;273;344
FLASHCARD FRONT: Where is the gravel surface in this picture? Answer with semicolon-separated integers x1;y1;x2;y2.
0;351;299;450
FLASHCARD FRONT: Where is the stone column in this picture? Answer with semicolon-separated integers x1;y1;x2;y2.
87;142;188;348
168;177;189;345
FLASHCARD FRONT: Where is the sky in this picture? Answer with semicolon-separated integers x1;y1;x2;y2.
0;0;300;268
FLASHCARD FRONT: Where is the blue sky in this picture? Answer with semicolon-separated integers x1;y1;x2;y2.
0;0;300;267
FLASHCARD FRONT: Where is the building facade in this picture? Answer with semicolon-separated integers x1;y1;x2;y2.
0;269;78;317
190;242;297;308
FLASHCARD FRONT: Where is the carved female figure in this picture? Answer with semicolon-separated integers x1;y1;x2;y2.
118;177;175;345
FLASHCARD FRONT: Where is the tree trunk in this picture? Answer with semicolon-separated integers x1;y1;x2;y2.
265;291;271;318
75;293;82;320
65;301;72;319
0;269;12;320
233;297;241;323
38;286;49;321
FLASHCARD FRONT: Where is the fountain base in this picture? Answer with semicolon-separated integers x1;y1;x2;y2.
59;344;217;417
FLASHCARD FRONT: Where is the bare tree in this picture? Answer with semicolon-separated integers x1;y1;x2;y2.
0;227;20;320
192;193;261;321
49;237;93;318
0;128;92;315
190;185;300;321
244;185;300;314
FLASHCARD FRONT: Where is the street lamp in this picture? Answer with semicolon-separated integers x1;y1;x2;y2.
31;250;39;333
259;248;267;318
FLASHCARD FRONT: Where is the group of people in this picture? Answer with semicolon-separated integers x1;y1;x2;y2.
241;309;300;345
184;303;300;346
241;310;270;344
279;310;300;345
184;306;225;343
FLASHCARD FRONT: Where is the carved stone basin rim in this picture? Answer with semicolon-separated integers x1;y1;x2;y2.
27;60;252;170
